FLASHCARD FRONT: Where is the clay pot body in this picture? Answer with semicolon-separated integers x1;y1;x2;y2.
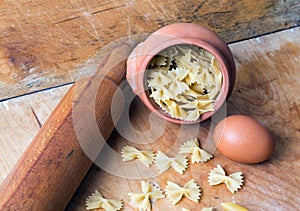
127;23;236;124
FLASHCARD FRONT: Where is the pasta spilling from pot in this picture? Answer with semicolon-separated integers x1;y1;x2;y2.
146;44;223;121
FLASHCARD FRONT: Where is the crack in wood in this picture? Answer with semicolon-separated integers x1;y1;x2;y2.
209;10;237;16
30;106;42;128
54;16;80;25
66;149;74;159
91;4;127;15
192;1;206;14
54;4;127;25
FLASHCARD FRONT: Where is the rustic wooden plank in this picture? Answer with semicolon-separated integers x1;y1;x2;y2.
0;0;299;100
65;27;300;210
0;84;71;184
0;41;133;210
0;26;299;209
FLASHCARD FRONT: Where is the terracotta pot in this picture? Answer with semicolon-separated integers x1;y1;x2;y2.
127;23;236;124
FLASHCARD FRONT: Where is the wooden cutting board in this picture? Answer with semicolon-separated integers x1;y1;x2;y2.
65;27;300;210
0;0;299;101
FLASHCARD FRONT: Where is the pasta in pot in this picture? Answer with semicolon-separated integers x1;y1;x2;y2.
146;44;223;121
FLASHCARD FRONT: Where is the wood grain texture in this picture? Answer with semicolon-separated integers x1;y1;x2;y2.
0;41;133;210
0;84;71;184
65;27;300;210
0;0;299;100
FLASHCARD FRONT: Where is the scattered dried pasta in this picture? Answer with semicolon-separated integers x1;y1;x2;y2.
121;145;155;167
201;207;214;211
85;190;123;211
179;139;213;163
208;165;244;193
165;179;201;205
128;181;164;211
155;151;188;174
221;202;249;211
182;208;191;211
146;44;223;121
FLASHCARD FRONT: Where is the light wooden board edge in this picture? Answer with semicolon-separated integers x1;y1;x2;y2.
0;0;299;100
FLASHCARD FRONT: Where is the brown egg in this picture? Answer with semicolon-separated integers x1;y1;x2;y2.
213;115;274;164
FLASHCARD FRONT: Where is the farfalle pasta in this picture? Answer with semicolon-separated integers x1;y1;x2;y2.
128;181;164;211
165;179;201;205
85;190;123;211
179;139;213;163
121;145;155;167
155;151;188;174
208;165;244;193
146;44;223;121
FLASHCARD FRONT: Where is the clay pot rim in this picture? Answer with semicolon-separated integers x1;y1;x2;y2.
129;36;230;124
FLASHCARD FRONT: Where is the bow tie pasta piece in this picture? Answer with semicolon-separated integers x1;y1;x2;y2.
155;151;188;174
165;179;201;205
180;99;214;111
225;172;244;193
185;109;201;121
147;71;174;89
208;164;226;186
182;89;199;99
188;62;202;76
161;45;179;59
146;44;223;121
221;202;249;211
208;165;244;193
155;151;173;173
176;47;192;64
174;94;191;104
154;99;171;114
179;139;213;163
190;83;206;95
171;154;189;174
207;87;220;101
86;190;123;211
168;80;190;96
209;58;222;92
174;67;191;81
121;146;155;167
128;181;164;211
164;99;188;119
150;86;175;101
184;71;199;86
